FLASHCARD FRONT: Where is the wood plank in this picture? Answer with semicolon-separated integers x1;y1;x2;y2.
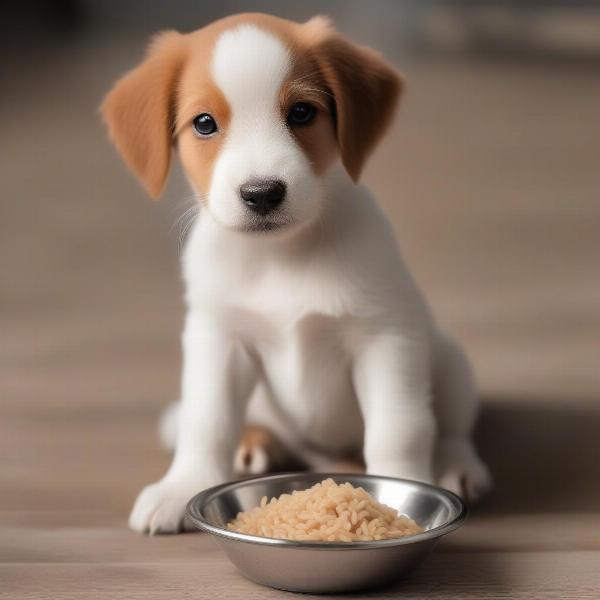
3;513;600;565
2;552;599;599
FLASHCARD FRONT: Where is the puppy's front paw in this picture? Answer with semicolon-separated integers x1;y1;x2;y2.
129;479;204;534
436;440;492;503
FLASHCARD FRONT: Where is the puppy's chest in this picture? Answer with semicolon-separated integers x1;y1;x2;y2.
221;265;361;369
188;245;367;445
255;311;362;448
257;311;352;385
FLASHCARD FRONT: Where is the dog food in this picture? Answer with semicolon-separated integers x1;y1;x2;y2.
227;478;423;542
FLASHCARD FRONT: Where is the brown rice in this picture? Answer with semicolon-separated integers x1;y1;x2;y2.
227;478;423;542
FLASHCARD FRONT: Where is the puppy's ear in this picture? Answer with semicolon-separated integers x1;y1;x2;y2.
101;31;186;199
304;18;403;181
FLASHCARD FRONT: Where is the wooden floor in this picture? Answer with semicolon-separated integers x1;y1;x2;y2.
1;33;599;599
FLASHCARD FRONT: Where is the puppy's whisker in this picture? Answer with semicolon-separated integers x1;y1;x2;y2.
173;202;201;253
170;204;196;235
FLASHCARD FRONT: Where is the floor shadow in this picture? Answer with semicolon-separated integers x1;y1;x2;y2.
474;394;600;514
352;549;508;599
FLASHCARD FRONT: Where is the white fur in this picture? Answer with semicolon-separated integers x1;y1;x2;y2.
206;26;320;233
129;25;491;534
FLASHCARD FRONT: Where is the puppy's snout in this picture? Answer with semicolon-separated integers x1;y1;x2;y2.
240;178;286;216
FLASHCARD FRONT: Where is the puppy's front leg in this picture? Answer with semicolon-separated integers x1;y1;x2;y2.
129;312;256;534
353;334;435;484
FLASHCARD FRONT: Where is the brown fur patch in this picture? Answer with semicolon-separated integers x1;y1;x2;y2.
237;425;306;473
101;31;187;198
299;21;403;181
265;13;403;180
280;51;338;175
174;27;233;198
102;13;402;198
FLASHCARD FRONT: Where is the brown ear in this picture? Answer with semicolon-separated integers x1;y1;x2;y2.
306;20;403;181
101;31;186;199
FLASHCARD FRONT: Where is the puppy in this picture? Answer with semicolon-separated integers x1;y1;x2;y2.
102;13;491;534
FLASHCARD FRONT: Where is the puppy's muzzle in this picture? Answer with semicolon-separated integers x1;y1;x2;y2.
240;178;286;216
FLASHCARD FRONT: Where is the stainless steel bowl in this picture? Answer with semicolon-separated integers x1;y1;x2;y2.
186;472;466;594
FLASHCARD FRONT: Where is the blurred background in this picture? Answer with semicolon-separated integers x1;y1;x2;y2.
2;0;600;595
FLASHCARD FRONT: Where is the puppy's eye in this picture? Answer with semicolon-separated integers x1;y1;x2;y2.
287;102;316;127
193;113;218;136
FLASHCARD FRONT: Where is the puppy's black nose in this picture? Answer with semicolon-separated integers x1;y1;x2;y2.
240;179;286;215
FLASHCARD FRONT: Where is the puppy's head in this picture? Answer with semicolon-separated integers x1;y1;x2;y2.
102;14;402;235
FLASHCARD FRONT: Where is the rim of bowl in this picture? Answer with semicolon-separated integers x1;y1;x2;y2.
186;472;468;550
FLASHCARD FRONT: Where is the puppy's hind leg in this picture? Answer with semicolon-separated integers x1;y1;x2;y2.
433;331;492;502
159;403;293;478
159;398;306;475
234;425;308;476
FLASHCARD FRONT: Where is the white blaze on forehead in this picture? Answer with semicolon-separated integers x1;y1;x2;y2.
206;24;318;232
211;25;291;116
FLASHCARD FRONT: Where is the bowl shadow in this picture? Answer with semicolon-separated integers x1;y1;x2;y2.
368;548;509;599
